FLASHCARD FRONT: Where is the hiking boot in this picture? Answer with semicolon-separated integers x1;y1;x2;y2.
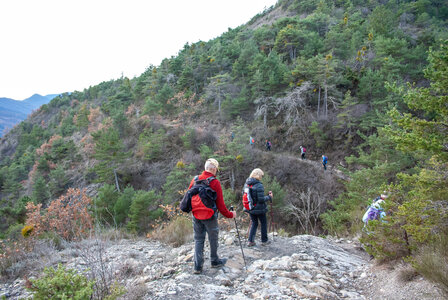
261;240;271;246
247;241;256;247
193;267;202;274
211;258;227;268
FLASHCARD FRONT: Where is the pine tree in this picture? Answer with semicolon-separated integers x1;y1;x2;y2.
385;40;448;161
32;174;49;204
92;127;129;185
93;184;119;226
48;166;69;199
127;190;160;234
114;186;135;226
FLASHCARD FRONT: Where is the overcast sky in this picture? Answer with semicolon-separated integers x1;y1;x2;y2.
0;0;277;100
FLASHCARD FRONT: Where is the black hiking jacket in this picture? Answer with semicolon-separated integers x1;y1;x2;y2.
245;177;272;215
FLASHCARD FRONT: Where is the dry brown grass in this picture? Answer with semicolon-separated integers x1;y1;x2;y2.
397;264;419;282
118;283;148;300
413;234;448;293
151;216;193;247
0;237;60;281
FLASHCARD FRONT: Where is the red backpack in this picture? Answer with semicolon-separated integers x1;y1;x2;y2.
242;183;256;212
190;176;217;220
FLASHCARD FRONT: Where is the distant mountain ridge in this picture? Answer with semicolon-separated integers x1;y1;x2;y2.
0;94;59;137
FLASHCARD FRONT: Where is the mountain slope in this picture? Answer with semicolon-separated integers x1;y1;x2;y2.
0;0;447;296
0;94;58;137
0;0;446;256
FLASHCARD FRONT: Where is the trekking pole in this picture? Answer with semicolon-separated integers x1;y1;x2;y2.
269;201;275;241
230;206;247;270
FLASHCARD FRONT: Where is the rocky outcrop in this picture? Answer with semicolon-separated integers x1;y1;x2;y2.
0;233;371;299
2;230;445;299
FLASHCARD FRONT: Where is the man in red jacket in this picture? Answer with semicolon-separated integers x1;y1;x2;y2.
188;158;235;274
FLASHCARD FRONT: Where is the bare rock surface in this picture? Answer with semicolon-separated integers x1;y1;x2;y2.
0;232;445;299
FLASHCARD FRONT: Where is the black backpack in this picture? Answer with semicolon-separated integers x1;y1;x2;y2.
180;176;217;214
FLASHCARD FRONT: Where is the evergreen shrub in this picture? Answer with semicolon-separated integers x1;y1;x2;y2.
27;264;94;300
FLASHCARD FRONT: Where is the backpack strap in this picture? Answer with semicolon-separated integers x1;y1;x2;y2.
247;184;255;202
205;176;216;185
194;176;215;185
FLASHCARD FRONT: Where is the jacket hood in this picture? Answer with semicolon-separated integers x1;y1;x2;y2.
246;177;259;185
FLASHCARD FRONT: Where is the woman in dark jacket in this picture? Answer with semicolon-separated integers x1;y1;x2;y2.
245;168;273;246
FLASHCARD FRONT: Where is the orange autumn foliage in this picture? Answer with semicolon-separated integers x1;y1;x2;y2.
25;188;93;241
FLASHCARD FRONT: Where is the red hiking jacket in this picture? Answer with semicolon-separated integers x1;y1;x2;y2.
188;171;233;219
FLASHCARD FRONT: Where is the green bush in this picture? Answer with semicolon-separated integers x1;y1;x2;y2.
360;163;447;260
28;264;94;300
138;128;166;161
162;162;196;203
222;188;238;208
199;144;213;161
127;190;161;234
262;173;286;211
94;184;119;226
113;186;135;225
180;128;195;150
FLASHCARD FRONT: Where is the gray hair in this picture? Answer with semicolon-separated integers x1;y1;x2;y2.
250;168;264;180
205;160;218;172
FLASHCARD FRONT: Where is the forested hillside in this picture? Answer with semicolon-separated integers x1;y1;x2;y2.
0;0;447;289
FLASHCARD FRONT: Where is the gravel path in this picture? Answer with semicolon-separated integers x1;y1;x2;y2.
332;238;447;300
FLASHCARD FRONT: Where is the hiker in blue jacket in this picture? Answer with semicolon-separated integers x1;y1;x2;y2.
245;168;273;247
322;155;328;170
266;140;272;151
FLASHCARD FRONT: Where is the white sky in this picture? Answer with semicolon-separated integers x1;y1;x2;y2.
0;0;277;100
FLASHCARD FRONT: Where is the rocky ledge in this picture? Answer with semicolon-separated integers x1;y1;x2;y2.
1;232;445;299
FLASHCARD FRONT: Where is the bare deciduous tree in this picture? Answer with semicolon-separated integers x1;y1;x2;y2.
284;188;326;234
204;73;238;119
254;96;275;129
274;82;313;135
74;234;116;300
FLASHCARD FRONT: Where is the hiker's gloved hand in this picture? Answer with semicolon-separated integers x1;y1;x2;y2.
231;211;236;218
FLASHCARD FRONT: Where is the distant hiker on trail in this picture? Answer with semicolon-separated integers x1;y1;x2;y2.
266;140;272;151
300;146;306;160
230;132;235;141
186;158;236;274
322;155;328;170
249;136;255;147
243;168;273;247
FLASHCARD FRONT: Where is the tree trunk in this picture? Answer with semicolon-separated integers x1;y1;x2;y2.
218;86;222;118
324;79;328;119
263;106;267;129
114;169;120;192
317;86;321;117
